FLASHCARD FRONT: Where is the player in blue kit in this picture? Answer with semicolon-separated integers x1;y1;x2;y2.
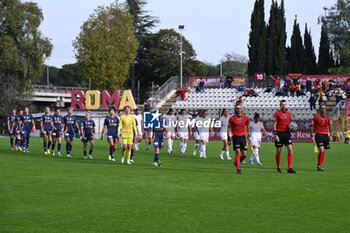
81;112;96;160
101;107;120;161
41;107;54;155
15;110;24;150
51;109;64;156
20;107;35;152
152;116;167;167
63;107;80;158
7;108;17;150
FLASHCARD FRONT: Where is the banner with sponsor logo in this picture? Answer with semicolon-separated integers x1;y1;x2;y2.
254;73;265;81
298;75;349;86
188;76;247;88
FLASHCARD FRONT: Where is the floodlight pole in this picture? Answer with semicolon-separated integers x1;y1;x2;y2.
179;25;184;89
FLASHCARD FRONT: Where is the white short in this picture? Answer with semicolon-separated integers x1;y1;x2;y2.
179;132;189;140
145;130;153;138
251;134;262;147
137;126;142;136
168;131;176;138
220;132;228;141
194;131;200;140
200;132;209;142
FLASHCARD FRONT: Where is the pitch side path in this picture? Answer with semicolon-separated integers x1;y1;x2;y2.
0;138;349;233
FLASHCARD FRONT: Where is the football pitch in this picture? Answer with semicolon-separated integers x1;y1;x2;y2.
0;138;349;233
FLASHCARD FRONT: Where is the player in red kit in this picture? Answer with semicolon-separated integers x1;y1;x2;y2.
228;104;251;174
311;104;333;171
273;100;296;173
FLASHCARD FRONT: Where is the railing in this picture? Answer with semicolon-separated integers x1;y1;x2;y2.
150;76;180;109
330;100;345;117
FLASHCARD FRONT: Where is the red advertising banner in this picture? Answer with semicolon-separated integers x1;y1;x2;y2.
189;76;247;88
345;100;350;117
298;75;349;86
255;73;265;81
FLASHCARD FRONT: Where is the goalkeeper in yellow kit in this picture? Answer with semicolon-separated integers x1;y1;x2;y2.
118;106;140;165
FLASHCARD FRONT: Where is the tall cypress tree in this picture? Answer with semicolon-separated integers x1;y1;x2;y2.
266;0;286;74
287;18;304;73
303;24;318;74
318;24;332;74
248;0;267;75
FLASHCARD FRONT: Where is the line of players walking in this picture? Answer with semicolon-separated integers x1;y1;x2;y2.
7;99;332;174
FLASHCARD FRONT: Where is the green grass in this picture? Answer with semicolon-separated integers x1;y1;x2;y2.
0;138;349;233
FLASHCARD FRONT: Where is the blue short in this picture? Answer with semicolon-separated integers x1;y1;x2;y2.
64;132;75;141
8;130;15;136
43;130;52;135
21;129;31;138
15;130;21;136
82;135;94;143
52;130;62;138
107;134;119;143
153;136;163;149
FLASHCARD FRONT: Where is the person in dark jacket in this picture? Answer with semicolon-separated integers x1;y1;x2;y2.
309;93;317;110
306;78;312;93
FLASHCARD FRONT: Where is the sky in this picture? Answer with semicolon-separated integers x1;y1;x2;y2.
27;0;336;68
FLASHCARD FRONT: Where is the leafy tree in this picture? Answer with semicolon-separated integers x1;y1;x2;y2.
287;18;304;73
220;53;248;75
0;0;52;116
303;24;318;74
73;1;138;92
318;24;333;74
266;0;286;74
248;0;267;75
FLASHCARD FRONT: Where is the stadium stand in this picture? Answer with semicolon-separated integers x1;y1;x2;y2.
172;88;318;120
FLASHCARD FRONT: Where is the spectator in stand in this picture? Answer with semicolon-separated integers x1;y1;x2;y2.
253;86;261;96
335;82;341;89
260;112;266;121
238;85;246;92
264;83;272;93
324;84;333;100
144;100;151;112
290;84;296;97
328;77;335;90
283;79;290;96
335;90;344;105
309;93;317;110
219;76;225;89
249;88;257;97
314;78;320;87
176;88;190;101
306;77;312;92
195;86;200;93
270;75;281;92
296;83;306;96
199;79;205;93
311;86;317;95
279;78;285;95
317;89;326;105
243;88;250;97
289;74;302;85
346;87;350;99
226;73;233;88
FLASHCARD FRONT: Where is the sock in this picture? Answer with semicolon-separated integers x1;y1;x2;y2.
127;150;131;161
219;150;224;156
250;154;255;161
193;143;199;152
130;150;134;160
168;139;172;150
44;142;47;151
170;139;173;150
154;154;157;162
287;153;293;170
183;143;187;153
321;153;326;166
58;143;61;152
275;154;281;169
235;156;240;171
156;154;160;163
239;155;246;162
201;144;206;155
254;148;260;163
69;144;72;153
10;138;13;147
15;138;18;146
180;142;184;152
84;151;87;157
317;153;322;165
20;138;24;147
66;144;69;153
52;144;56;151
26;138;29;149
109;146;114;156
123;149;127;158
225;151;230;158
48;141;51;149
89;149;92;155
